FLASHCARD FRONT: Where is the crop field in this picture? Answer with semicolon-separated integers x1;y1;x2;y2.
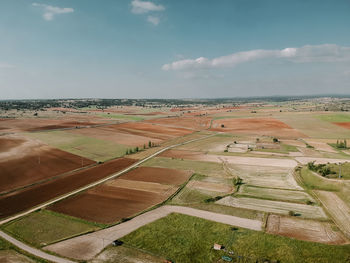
160;149;297;168
0;135;95;194
67;126;162;147
49;167;192;224
216;196;327;219
145;116;212;130
142;157;226;177
266;214;347;244
228;164;301;189
2;210;98;247
176;133;239;152
26;130;132;162
314;191;350;238
237;186;314;204
0;158;136;219
210;117;305;138
277;113;350;138
121;213;350;263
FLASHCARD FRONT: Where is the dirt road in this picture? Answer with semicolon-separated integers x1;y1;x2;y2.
45;205;263;261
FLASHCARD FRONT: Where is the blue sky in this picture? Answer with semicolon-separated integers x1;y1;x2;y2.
0;0;350;99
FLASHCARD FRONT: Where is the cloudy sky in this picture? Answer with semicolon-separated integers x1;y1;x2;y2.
1;0;350;99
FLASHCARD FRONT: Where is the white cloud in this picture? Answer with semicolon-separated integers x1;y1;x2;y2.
162;44;350;71
131;0;164;14
147;15;160;25
32;3;74;21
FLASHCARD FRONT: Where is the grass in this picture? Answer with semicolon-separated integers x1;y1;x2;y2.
98;113;144;121
299;167;340;192
327;162;350;179
254;144;298;154
186;203;264;220
170;187;216;205
26;130;129;162
142;157;226;177
237;185;313;204
121;213;350;263
0;237;46;262
317;113;350;123
2;210;99;247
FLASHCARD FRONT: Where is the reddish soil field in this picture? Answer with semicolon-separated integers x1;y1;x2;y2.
334;122;350;130
118;167;192;185
0;146;95;193
67;126;162;147
160;149;205;160
109;122;193;140
0;137;25;152
145;116;211;130
0;118;103;133
49;185;169;224
0;158;136;219
210;118;305;138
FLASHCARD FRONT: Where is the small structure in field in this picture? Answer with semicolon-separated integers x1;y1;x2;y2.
213;243;223;250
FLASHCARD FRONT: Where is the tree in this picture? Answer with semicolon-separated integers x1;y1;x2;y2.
148;141;152;148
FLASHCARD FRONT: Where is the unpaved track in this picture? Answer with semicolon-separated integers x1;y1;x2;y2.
0;230;74;263
45;205;263;261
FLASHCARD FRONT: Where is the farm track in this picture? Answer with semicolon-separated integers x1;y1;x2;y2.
44;205;263;261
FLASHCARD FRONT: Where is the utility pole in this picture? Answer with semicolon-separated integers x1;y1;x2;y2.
339;164;342;179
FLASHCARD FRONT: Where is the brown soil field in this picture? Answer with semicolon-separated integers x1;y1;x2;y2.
0;158;136;219
334;122;350;129
67;126;162;146
0;136;25;151
118;167;192;185
106;179;176;195
112;122;193;140
0;118;103;133
145;116;211;130
210;118;305;138
266;214;347;244
49;185;171;224
0;145;95;193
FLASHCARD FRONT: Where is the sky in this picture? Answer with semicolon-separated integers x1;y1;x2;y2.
0;0;350;99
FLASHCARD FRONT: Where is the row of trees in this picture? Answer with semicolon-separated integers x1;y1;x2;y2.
125;141;157;155
336;139;348;149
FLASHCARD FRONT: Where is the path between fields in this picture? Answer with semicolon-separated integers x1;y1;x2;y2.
0;133;217;262
44;205;263;261
0;230;75;263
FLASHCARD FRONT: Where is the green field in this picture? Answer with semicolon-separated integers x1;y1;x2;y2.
121;213;350;263
2;210;99;247
298;167;341;192
237;185;314;204
27;130;129;162
317;113;350;123
327;162;350;179
142;157;226;177
254;143;299;154
170;187;217;205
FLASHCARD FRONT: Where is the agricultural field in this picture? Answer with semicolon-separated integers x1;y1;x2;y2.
1;99;350;262
120;213;350;263
49;167;192;224
216;196;327;219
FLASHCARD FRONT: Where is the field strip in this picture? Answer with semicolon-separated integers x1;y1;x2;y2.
44;205;263;261
0;230;74;263
314;190;350;238
0;133;217;263
295;157;349;165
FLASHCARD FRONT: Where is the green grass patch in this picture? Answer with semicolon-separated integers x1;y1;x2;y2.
27;130;129;162
299;167;340;192
254;144;298;154
170;187;216;205
122;213;350;263
2;210;99;247
327;162;350;179
317;113;350;123
98;113;144;121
